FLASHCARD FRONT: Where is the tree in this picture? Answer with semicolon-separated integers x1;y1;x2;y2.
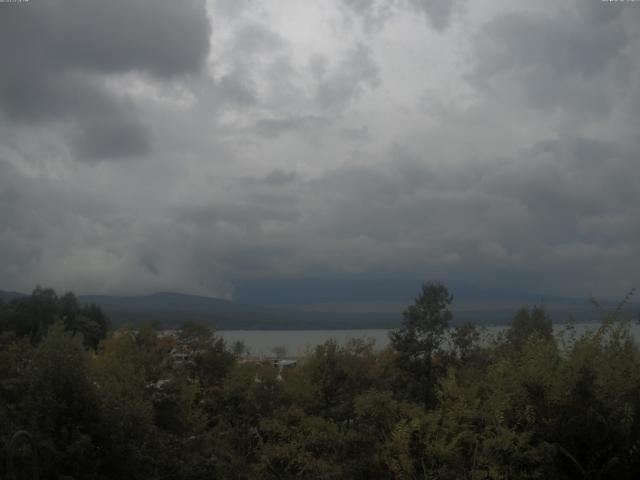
232;340;248;357
178;320;212;349
191;336;235;387
390;282;453;406
303;339;378;421
506;305;553;349
60;292;109;349
252;406;344;480
0;288;108;348
26;323;101;479
76;303;109;348
7;287;59;343
450;321;480;362
91;336;160;479
178;321;235;388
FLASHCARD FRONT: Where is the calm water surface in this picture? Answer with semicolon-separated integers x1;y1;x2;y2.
218;323;640;357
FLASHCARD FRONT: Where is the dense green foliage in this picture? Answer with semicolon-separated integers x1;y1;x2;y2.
0;287;109;348
1;284;639;479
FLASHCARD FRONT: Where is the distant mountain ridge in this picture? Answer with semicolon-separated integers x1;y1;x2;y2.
3;287;636;330
0;290;26;302
76;292;398;330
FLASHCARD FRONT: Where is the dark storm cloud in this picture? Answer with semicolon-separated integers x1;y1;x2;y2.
0;0;210;159
0;0;210;79
471;1;640;116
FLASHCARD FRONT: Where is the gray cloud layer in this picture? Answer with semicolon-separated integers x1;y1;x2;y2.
341;0;465;32
0;0;638;300
471;1;640;117
0;0;210;159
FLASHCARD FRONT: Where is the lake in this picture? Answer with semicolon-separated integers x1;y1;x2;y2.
218;322;640;357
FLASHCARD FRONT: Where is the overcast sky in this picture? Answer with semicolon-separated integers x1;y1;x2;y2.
0;0;639;301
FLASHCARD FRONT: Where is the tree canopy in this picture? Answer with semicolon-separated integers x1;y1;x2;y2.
1;284;640;479
0;287;108;348
389;281;453;406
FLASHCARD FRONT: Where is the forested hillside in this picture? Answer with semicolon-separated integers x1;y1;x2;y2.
2;288;621;330
1;284;639;479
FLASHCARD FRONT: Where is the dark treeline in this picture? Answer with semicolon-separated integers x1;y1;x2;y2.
1;283;639;479
0;286;109;348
